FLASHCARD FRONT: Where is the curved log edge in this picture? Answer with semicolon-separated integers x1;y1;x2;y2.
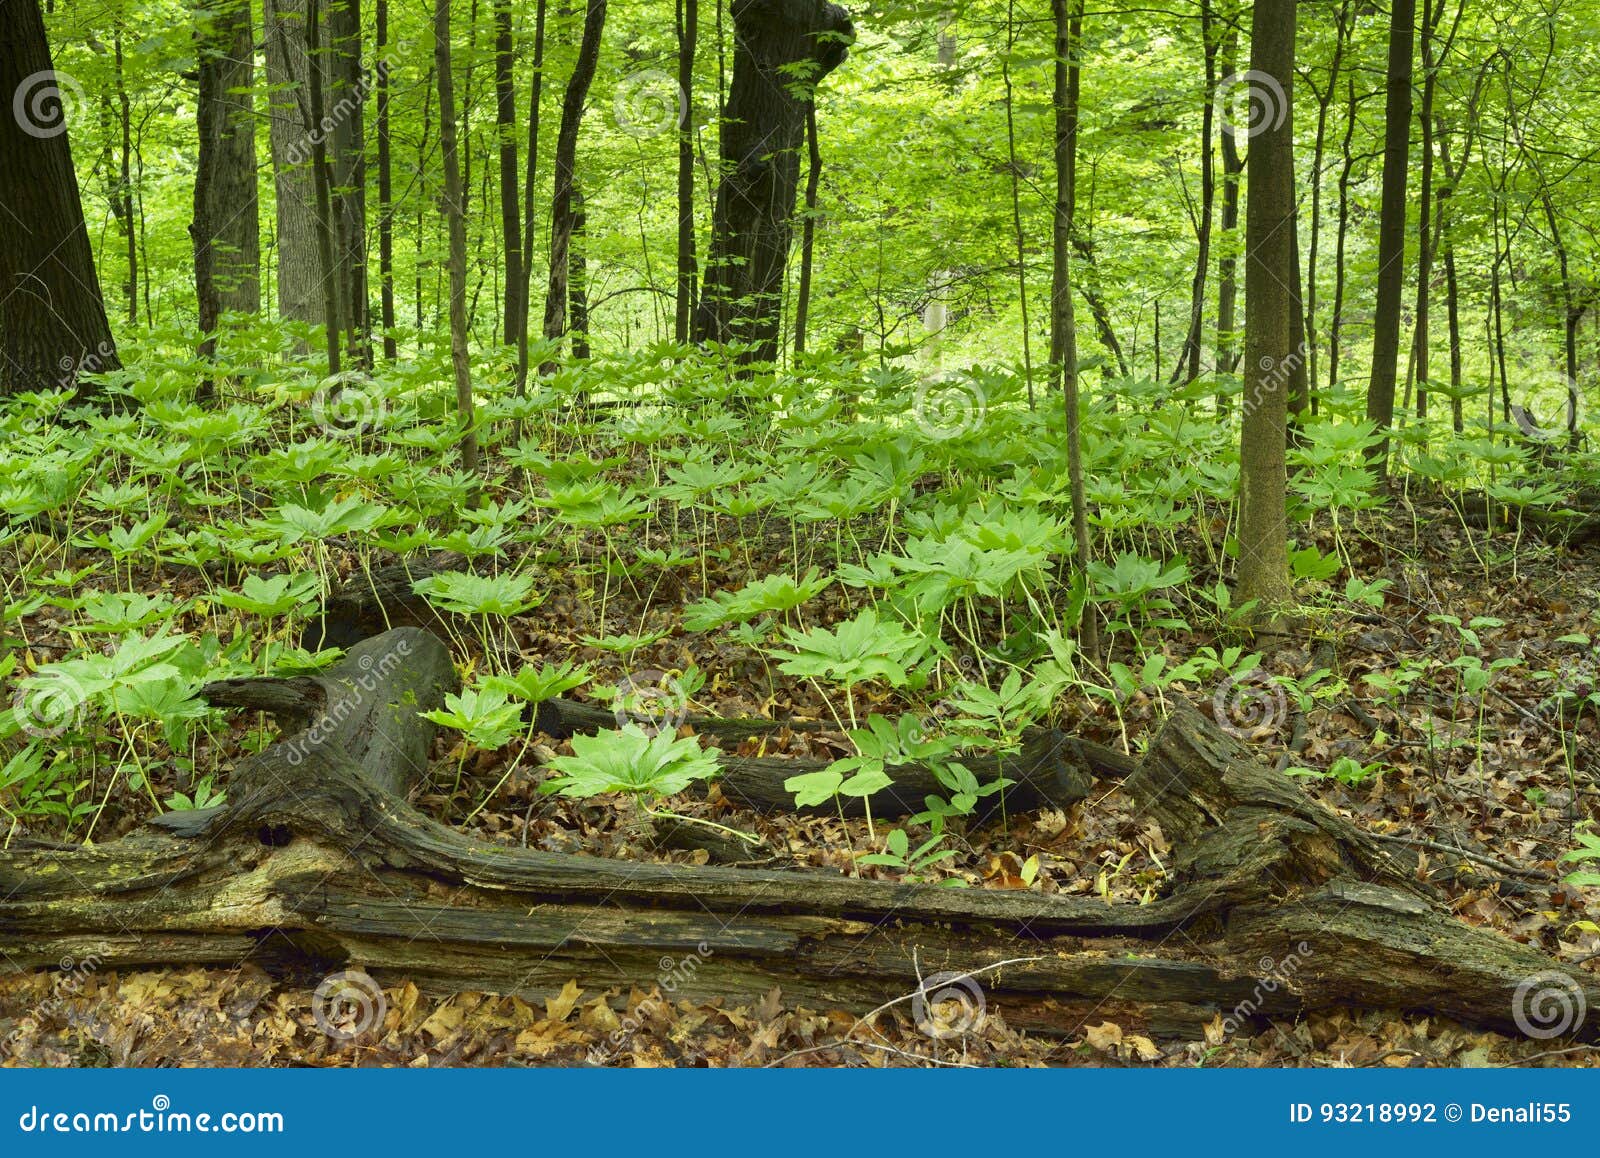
1;626;1594;1043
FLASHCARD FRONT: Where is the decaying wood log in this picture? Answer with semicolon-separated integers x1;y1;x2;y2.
2;626;1593;1044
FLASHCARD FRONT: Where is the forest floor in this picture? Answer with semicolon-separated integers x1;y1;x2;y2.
4;486;1600;1068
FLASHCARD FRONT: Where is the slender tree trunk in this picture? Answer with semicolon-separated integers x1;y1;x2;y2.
1235;0;1296;613
495;0;521;348
1172;0;1216;386
1051;0;1098;658
541;0;607;368
569;185;591;359
0;0;121;394
306;0;344;373
1410;0;1440;422
1444;242;1462;431
436;0;479;472
114;31;138;327
676;0;699;342
513;0;548;392
793;100;820;355
1214;7;1243;394
1303;0;1349;405
377;0;397;359
327;0;369;366
1002;0;1033;402
694;0;854;367
1364;0;1414;474
1328;71;1356;391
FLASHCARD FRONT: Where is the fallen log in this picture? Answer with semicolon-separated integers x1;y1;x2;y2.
1;627;1592;1044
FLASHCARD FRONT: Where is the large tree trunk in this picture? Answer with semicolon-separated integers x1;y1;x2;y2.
0;0;122;395
1363;0;1414;475
1;627;1591;1044
1234;0;1295;613
192;0;261;360
694;0;853;367
264;0;323;331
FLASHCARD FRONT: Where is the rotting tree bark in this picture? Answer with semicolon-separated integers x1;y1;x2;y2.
694;0;853;367
2;625;1593;1043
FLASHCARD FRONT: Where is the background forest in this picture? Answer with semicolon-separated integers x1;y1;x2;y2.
3;0;1600;1068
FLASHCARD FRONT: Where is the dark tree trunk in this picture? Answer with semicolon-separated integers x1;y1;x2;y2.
1364;0;1414;474
676;0;700;343
436;0;479;473
1328;71;1357;391
377;0;397;359
1302;0;1349;403
495;0;521;348
694;0;853;367
1213;5;1242;390
192;0;261;362
569;185;591;359
305;0;345;373
792;100;819;355
328;0;370;367
0;0;121;395
513;0;548;393
541;0;606;368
